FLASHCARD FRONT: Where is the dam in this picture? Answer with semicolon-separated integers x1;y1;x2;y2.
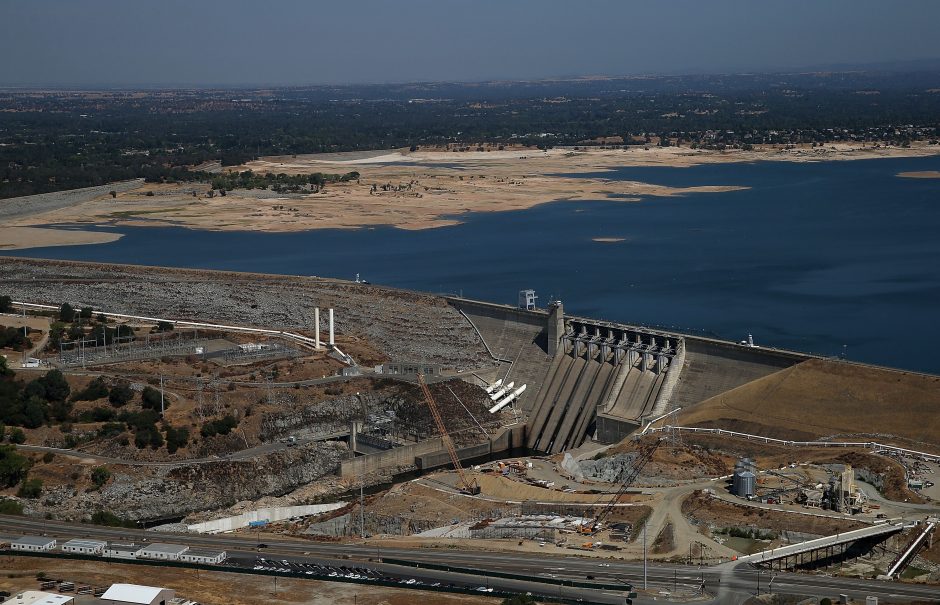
449;296;809;453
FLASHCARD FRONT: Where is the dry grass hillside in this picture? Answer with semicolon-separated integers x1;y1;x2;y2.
678;359;940;447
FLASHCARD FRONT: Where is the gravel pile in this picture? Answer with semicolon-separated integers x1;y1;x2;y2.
0;258;489;369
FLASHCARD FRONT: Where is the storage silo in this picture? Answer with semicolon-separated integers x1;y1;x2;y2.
737;471;756;498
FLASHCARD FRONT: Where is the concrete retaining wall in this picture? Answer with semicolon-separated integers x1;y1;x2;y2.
595;414;642;445
187;502;346;533
340;424;526;478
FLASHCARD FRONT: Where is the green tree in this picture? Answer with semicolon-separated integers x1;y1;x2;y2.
156;321;174;332
59;303;76;323
48;322;65;351
164;426;189;454
140;386;165;412
0;445;30;487
79;307;94;320
0;295;12;313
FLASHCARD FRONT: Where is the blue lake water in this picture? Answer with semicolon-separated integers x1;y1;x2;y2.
7;155;940;373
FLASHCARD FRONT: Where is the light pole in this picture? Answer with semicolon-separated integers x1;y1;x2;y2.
756;569;763;595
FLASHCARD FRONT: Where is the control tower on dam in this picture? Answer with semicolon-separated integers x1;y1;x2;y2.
448;296;813;453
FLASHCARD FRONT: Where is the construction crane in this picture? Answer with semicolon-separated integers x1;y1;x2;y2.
580;438;662;534
417;373;481;495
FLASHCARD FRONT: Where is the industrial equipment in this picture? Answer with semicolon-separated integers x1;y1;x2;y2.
417;373;481;495
580;438;662;534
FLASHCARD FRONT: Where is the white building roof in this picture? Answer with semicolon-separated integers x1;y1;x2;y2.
100;584;166;604
13;535;56;547
137;542;188;555
9;591;73;605
62;538;107;549
182;548;225;558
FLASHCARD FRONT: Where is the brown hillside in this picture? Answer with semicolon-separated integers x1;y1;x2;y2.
678;359;940;447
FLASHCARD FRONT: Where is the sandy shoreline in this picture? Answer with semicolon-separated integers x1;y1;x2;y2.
2;143;939;250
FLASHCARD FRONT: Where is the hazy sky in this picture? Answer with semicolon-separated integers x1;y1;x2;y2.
3;0;940;86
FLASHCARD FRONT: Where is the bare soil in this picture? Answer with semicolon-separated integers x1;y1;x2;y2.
682;490;868;536
679;359;940;448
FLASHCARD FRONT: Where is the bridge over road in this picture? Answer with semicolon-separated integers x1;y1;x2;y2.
731;522;905;570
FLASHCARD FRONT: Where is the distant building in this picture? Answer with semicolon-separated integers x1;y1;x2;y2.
178;548;226;565
6;590;73;605
61;538;106;555
11;536;56;552
382;361;442;376
518;289;538;310
134;543;188;561
104;543;140;560
100;584;175;605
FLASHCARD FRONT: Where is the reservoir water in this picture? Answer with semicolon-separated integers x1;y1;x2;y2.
7;155;940;373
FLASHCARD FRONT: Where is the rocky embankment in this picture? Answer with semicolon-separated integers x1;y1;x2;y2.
260;394;363;441
0;258;489;369
25;441;347;522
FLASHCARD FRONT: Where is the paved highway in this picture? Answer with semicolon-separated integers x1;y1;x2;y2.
2;516;937;604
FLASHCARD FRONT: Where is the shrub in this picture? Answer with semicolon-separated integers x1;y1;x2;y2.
200;415;238;438
91;466;111;488
91;510;135;527
108;383;135;407
72;377;110;402
140;386;165;412
9;427;26;444
0;498;24;515
17;477;43;498
42;452;54;463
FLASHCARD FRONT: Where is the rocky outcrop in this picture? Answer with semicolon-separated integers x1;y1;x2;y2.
260;395;363;441
23;441;347;522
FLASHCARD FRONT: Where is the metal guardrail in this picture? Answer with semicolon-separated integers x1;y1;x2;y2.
643;426;940;462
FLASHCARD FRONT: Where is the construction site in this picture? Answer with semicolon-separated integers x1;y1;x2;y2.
2;256;940;588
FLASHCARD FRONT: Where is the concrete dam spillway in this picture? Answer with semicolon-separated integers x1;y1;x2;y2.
449;297;807;454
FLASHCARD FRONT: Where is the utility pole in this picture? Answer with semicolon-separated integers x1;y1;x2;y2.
22;303;27;366
359;484;365;539
643;523;648;590
160;375;165;416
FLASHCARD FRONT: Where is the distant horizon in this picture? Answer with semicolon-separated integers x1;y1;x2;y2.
3;56;940;91
3;0;940;88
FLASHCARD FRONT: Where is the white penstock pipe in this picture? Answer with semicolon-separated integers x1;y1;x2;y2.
489;384;527;414
490;381;514;401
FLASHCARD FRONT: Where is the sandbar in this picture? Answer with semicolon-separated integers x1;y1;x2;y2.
897;170;940;179
3;143;939;246
0;226;122;250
